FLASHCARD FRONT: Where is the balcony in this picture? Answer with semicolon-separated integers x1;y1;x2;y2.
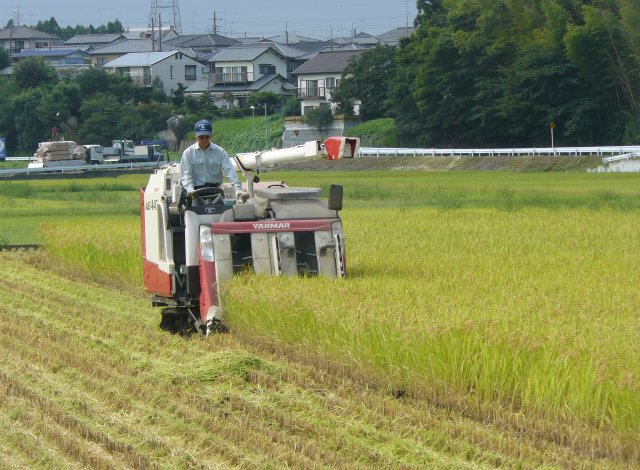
208;71;255;86
297;86;326;99
130;76;152;86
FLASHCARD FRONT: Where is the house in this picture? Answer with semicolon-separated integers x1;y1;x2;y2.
376;27;415;46
64;33;127;50
11;48;90;65
188;43;303;107
331;32;380;47
88;39;157;66
102;50;206;96
291;49;365;115
0;25;62;55
163;33;239;57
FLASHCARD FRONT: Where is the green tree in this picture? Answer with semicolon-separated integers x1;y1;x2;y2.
12;88;47;150
280;96;301;116
247;91;280;110
34;17;61;37
106;19;124;33
0;79;17;152
0;45;9;69
304;106;333;139
37;82;84;141
12;57;58;89
331;45;397;120
172;83;187;107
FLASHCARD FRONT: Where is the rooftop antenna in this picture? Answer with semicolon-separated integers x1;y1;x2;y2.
13;5;23;26
149;0;182;35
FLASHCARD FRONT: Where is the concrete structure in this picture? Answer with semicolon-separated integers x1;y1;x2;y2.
282;116;360;147
102;50;205;96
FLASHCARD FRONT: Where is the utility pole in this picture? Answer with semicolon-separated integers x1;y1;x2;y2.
211;11;222;34
264;103;269;149
250;106;256;151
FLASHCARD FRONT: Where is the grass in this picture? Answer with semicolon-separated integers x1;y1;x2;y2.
1;169;639;465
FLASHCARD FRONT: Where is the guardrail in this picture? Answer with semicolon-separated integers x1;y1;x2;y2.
602;152;640;163
0;160;169;177
357;145;640;158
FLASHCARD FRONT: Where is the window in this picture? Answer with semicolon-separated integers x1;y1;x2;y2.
96;57;107;66
170;66;173;79
14;40;24;53
35;41;48;49
214;66;248;83
185;65;196;81
143;67;151;86
326;77;336;89
259;64;276;75
118;67;131;78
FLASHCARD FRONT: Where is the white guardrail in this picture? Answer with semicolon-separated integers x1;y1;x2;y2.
0;160;167;177
357;146;640;162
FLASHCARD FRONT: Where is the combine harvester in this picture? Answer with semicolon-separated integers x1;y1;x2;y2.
140;137;359;335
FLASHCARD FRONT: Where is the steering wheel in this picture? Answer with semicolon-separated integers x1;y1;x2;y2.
189;187;224;205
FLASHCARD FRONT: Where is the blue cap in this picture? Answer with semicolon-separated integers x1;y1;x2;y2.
194;119;212;136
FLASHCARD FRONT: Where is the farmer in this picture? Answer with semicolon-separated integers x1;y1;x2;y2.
180;119;246;200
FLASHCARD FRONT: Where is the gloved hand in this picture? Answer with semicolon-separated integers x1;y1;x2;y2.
236;190;250;203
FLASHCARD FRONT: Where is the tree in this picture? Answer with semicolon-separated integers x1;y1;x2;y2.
106;19;124;33
12;88;48;150
0;45;9;70
37;82;84;141
331;45;398;120
35;17;61;37
280;96;301;116
172;83;187;107
13;57;58;89
304;106;333;139
247;91;280;110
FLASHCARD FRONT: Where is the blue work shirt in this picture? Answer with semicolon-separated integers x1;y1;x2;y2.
180;142;242;193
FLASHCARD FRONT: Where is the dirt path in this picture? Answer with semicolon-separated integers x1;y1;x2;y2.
0;252;621;468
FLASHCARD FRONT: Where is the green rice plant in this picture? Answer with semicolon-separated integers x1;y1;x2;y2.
224;205;640;447
39;216;143;290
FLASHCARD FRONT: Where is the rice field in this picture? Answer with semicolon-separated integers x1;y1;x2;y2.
1;169;639;466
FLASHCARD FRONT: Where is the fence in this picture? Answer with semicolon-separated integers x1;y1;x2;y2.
0;161;166;177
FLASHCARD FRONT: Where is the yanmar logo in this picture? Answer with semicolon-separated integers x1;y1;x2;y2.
252;222;290;230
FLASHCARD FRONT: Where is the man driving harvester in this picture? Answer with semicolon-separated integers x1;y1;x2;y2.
180;119;247;201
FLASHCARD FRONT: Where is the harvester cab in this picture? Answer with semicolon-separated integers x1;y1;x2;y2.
140;137;359;335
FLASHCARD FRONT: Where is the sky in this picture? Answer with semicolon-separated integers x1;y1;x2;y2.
4;1;418;40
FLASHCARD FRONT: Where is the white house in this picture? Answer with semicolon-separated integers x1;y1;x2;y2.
186;43;301;107
291;49;365;116
0;25;62;55
102;51;206;96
